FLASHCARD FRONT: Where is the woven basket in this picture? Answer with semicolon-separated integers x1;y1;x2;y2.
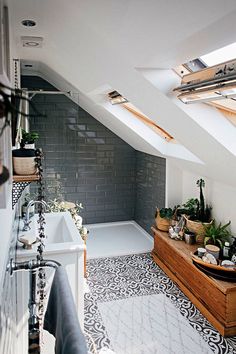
183;215;212;245
155;211;171;232
13;157;37;175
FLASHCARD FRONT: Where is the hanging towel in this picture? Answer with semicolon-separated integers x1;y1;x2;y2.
44;266;88;354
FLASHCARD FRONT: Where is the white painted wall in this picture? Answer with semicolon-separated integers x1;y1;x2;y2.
165;160;182;208
166;167;236;236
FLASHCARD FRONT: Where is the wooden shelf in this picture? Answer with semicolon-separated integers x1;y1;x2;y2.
13;175;39;182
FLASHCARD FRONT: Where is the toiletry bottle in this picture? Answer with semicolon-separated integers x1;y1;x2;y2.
223;241;230;259
230;238;236;263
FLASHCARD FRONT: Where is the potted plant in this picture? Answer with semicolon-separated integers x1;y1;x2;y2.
180;179;212;244
204;220;231;249
155;207;174;232
12;129;40;175
47;198;84;230
12;147;38;175
21;129;39;149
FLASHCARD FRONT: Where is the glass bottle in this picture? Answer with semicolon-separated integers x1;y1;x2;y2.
223;241;231;259
230;238;236;263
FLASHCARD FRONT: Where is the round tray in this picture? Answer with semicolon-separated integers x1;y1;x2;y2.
191;252;236;282
193;262;236;282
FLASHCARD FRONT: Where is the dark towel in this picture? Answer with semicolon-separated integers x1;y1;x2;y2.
44;267;88;354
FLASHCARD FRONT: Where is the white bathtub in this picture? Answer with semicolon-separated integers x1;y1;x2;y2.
16;212;85;353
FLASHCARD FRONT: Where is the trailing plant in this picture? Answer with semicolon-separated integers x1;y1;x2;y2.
204;220;231;249
0;82;45;138
0;82;44;187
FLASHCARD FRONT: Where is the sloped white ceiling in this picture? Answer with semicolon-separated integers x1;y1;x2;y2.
8;0;236;187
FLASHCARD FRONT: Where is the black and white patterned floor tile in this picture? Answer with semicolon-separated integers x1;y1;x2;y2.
84;253;236;354
84;292;111;353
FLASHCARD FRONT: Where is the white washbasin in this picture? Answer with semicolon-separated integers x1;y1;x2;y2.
16;211;85;341
17;211;85;256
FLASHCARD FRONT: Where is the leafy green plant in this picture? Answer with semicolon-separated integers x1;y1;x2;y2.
21;129;39;145
181;198;199;217
47;198;83;213
177;179;212;222
47;198;85;234
204;220;231;249
158;207;174;220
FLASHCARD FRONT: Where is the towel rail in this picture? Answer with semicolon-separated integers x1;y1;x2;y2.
7;257;61;353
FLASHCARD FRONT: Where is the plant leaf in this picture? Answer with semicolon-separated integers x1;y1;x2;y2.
217;239;223;249
204;236;211;246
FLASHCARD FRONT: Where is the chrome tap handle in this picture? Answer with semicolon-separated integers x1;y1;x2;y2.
22;219;32;231
21;199;48;231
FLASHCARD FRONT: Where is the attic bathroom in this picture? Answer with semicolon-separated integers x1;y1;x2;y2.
1;1;236;354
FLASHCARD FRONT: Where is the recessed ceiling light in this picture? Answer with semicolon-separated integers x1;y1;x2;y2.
21;19;36;27
21;36;43;48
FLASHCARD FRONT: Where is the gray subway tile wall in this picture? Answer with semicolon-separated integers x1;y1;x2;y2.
22;76;165;230
135;151;166;234
22;76;136;224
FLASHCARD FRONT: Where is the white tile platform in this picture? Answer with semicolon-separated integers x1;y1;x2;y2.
85;221;153;259
98;294;212;354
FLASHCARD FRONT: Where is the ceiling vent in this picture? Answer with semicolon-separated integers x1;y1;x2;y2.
174;59;236;104
21;36;43;48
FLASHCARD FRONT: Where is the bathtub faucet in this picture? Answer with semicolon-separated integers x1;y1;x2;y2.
22;200;48;231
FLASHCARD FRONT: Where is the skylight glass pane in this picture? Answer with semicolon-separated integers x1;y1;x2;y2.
201;42;236;66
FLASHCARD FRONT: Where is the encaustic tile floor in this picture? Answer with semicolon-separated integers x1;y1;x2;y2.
84;253;236;354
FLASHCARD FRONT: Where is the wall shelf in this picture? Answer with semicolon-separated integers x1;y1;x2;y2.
13;175;39;183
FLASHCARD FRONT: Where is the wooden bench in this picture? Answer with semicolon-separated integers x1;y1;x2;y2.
151;227;236;337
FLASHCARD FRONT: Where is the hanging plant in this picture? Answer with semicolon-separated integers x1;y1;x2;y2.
0;81;45;138
0;81;45;186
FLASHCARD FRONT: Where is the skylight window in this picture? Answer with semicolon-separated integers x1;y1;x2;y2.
201;42;236;66
107;91;174;141
173;43;236;124
108;90;128;105
122;102;174;142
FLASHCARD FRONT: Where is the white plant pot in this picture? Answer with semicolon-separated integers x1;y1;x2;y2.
24;143;35;149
